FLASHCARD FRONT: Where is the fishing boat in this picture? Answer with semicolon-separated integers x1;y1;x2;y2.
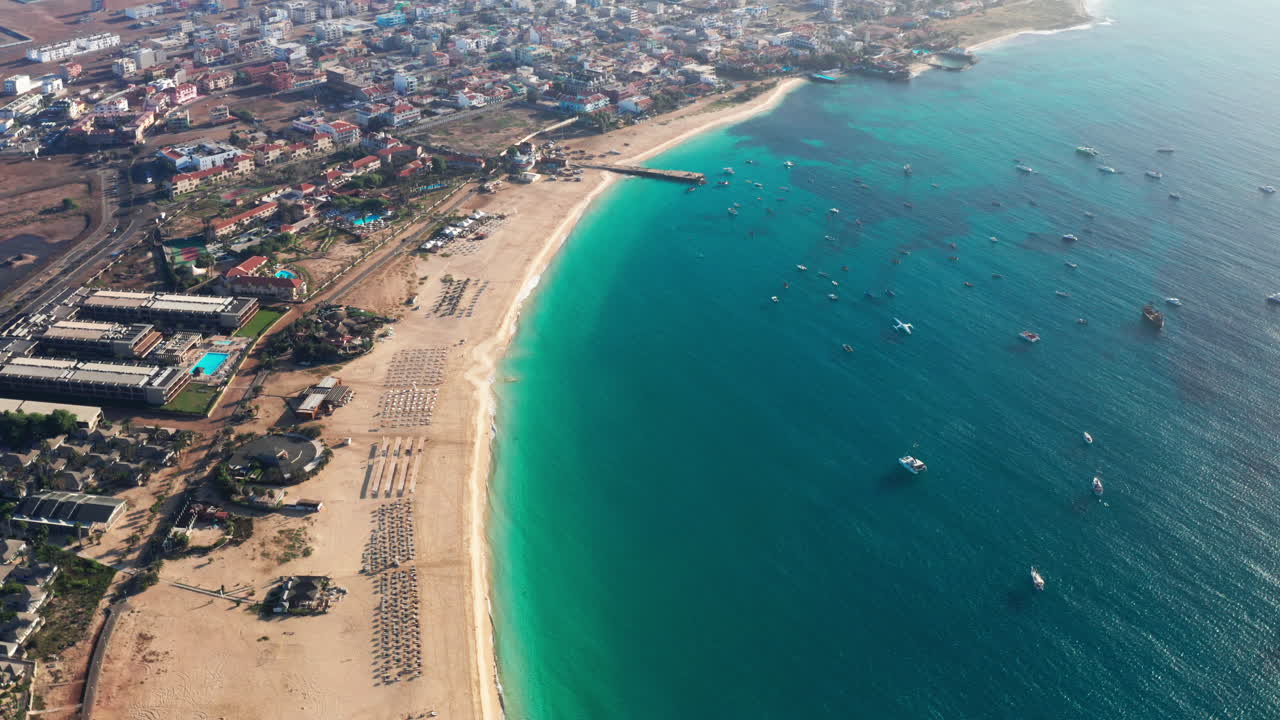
1083;431;1093;444
1092;476;1104;496
795;265;808;271
1145;170;1164;179
1019;330;1041;343
898;455;927;474
1143;304;1165;328
1262;185;1278;194
783;161;795;168
1166;297;1183;306
828;207;840;214
1098;165;1119;174
1031;567;1046;591
1062;234;1078;242
1076;146;1100;157
1016;165;1035;174
1269;292;1280;304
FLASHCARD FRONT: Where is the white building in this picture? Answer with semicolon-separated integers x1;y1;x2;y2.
314;21;344;42
273;42;307;63
125;3;163;18
40;76;63;95
112;57;137;77
393;72;418;94
3;75;33;96
26;33;121;63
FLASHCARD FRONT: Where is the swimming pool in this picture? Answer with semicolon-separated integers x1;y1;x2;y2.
275;269;297;278
351;214;382;226
191;352;230;376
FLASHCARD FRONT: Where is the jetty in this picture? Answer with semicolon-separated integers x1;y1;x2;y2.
578;163;705;184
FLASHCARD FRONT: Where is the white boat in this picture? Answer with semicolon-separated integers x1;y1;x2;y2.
1262;185;1278;194
771;296;779;303
903;163;913;175
1166;297;1182;306
723;167;735;175
1016;165;1035;173
796;264;808;271
1092;476;1104;496
1145;170;1163;179
898;455;927;474
1157;147;1175;153
828;207;840;214
990;236;1000;243
1062;234;1078;242
1065;262;1079;269
1083;431;1093;444
1019;330;1041;343
1055;290;1070;297
1098;165;1118;174
828;293;839;301
1169;192;1182;200
783;160;795;168
893;318;913;334
727;208;738;215
1076;146;1099;157
1269;293;1280;304
1031;566;1046;591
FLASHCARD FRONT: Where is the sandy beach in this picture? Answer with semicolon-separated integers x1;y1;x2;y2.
89;78;805;720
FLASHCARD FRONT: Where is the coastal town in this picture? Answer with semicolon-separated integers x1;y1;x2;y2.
0;0;1088;715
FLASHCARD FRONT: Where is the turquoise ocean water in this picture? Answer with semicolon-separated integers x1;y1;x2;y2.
491;0;1280;717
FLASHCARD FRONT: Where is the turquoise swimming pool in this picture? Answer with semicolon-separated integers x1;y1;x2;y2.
275;269;297;278
191;351;229;376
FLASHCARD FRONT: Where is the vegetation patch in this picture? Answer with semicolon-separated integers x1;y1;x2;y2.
271;527;313;565
162;384;220;415
26;547;116;660
234;308;285;339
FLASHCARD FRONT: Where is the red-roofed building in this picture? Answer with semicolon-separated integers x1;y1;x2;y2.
206;202;279;240
348;155;381;175
173;83;198;105
225;255;268;277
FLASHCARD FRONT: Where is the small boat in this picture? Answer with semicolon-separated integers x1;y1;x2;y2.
754;182;764;189
686;187;697;193
746;159;756;164
885;289;896;297
1020;330;1041;343
818;271;830;278
1145;170;1163;179
963;281;974;287
796;265;808;271
783;160;795;168
831;280;840;286
1166;297;1183;306
898;455;927;474
733;202;742;207
1262;185;1278;194
1092;476;1104;496
1077;317;1089;325
1031;566;1046;591
1143;304;1165;328
828;208;840;214
892;258;901;264
992;273;1004;279
1157;146;1175;153
1016;165;1035;174
1268;292;1280;304
1055;290;1070;297
893;318;913;334
990;236;1000;243
727;207;738;215
1097;165;1118;174
1062;234;1078;242
771;296;779;303
949;242;957;249
1065;262;1078;269
948;256;958;261
1083;431;1093;444
1169;192;1182;200
842;344;854;353
903;163;913;175
903;202;913;209
783;282;790;289
1076;146;1099;157
828;293;839;301
900;250;911;256
717;180;731;186
1084;211;1095;219
723;167;734;175
841;265;848;272
865;290;875;298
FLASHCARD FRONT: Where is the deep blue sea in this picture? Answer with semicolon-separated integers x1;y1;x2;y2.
490;0;1280;717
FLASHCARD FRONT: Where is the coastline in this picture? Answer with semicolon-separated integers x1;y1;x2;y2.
943;0;1095;53
464;75;808;720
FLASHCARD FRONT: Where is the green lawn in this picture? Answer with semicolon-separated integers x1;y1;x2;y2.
234;309;285;339
162;384;220;415
26;547;116;660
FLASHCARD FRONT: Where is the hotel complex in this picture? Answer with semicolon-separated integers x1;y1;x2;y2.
0;356;190;406
77;291;258;333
